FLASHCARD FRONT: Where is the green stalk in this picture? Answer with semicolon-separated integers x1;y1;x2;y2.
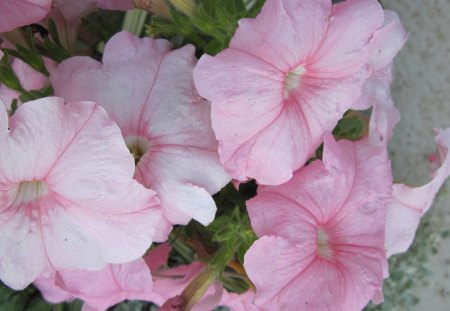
181;267;216;311
122;9;149;36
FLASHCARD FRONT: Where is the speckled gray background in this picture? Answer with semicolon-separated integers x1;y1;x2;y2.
384;0;450;310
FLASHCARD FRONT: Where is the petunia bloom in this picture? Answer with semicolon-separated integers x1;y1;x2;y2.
385;128;450;256
193;0;386;185
51;31;230;230
244;134;392;310
0;97;162;290
0;0;52;33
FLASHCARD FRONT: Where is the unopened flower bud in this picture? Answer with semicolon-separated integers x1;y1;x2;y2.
167;0;196;17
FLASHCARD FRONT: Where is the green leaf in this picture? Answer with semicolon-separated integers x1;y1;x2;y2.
0;53;25;92
47;19;63;47
332;114;366;139
19;86;53;103
3;45;49;76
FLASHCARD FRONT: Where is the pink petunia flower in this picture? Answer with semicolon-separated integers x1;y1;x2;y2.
0;97;162;290
385;128;450;256
0;0;52;33
193;0;386;185
353;11;407;145
244;134;392;310
50;31;230;230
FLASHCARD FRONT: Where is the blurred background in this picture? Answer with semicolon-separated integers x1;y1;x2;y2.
384;0;450;310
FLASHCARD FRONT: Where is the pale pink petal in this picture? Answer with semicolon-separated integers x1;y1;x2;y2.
248;135;357;228
43;103;136;208
385;128;450;256
384;188;422;257
36;258;155;310
150;262;205;304
327;137;392;245
0;0;52;33
369;10;408;72
247;188;318;239
352;10;406;142
34;275;75;303
41;186;161;269
0;99;8;131
230;0;332;72
368;85;401;145
144;243;171;272
308;0;384;78
194;0;384;185
51;31;230;226
244;236;318;307
0;202;49;290
219;291;258;311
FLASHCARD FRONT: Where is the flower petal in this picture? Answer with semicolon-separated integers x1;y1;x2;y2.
230;0;331;72
0;0;52;33
385;128;450;256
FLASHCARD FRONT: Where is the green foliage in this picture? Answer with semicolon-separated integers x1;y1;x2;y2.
177;182;257;293
147;0;265;55
0;50;54;106
0;283;82;311
26;21;72;63
0;53;24;92
2;45;49;77
332;110;366;139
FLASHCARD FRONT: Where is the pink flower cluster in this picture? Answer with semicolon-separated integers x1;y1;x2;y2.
0;0;449;310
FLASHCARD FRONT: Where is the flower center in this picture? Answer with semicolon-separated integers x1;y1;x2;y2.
125;136;150;165
316;227;333;260
14;181;48;205
284;65;306;98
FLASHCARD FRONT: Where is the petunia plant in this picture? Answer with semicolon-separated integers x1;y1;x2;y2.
0;0;449;310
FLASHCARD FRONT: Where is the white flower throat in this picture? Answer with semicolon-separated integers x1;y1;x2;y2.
284;65;306;98
14;181;48;205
